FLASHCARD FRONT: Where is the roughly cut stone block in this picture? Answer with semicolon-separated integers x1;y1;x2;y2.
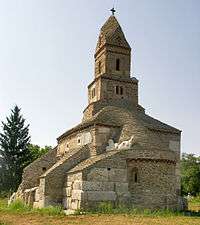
82;181;115;191
63;187;72;197
71;190;87;201
73;181;82;190
35;188;40;202
87;168;109;181
115;183;129;194
87;191;116;201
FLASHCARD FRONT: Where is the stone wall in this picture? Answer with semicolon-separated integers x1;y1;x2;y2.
127;159;177;209
90;125;120;156
57;127;93;157
64;146;179;211
95;37;131;78
100;77;138;104
17;147;58;192
57;123;120;158
37;145;91;207
64;172;130;210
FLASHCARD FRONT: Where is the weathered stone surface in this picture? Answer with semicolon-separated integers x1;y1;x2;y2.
115;183;129;194
71;190;87;201
87;191;116;201
87;168;127;182
73;181;115;191
63;187;72;197
35;188;40;202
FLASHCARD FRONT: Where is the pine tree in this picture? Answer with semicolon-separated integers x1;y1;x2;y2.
0;106;31;192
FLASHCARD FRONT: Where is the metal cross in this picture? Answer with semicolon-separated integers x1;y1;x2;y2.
110;7;116;15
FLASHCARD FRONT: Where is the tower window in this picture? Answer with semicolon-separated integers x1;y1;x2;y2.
134;172;138;183
98;61;101;74
77;137;81;145
91;88;96;98
120;86;124;95
99;36;102;46
116;58;120;71
115;86;119;95
130;168;138;183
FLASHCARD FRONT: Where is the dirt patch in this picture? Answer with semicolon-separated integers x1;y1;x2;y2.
0;212;200;225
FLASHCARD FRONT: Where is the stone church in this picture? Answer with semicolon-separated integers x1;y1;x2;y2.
16;13;185;211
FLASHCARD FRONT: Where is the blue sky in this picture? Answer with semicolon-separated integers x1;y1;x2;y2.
0;0;199;155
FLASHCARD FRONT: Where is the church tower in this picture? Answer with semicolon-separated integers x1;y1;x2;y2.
83;14;139;121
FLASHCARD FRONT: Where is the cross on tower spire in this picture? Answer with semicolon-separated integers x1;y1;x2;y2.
110;7;116;16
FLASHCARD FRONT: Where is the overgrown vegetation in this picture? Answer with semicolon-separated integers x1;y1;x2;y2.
181;153;200;196
0;199;64;216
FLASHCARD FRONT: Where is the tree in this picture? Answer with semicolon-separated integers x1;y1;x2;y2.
0;105;31;192
28;144;52;160
181;153;200;196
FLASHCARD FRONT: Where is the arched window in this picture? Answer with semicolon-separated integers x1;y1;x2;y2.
116;58;120;71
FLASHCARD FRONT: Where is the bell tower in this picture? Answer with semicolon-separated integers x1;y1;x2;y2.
83;12;139;121
94;15;131;78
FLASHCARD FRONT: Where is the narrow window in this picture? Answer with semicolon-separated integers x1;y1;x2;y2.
99;36;102;45
98;61;101;74
116;58;120;71
134;172;138;183
42;167;46;172
115;86;119;95
92;88;96;98
120;86;124;95
130;168;138;183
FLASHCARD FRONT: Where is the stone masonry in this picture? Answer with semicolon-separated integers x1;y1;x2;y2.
15;14;186;211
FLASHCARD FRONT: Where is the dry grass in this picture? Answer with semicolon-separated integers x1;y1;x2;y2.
0;198;199;225
0;212;200;225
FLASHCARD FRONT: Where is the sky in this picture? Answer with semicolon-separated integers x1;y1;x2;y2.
0;0;199;155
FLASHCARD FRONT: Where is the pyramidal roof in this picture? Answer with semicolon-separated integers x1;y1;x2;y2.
96;15;131;50
101;15;121;36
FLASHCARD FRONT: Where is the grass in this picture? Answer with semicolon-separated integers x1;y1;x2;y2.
0;197;200;225
0;198;64;216
188;195;200;212
75;201;200;217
